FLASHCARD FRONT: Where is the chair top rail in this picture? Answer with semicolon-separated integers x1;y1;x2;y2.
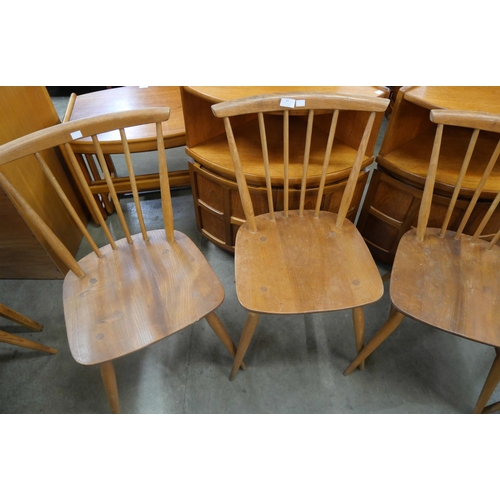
212;93;389;118
0;108;171;167
431;109;500;134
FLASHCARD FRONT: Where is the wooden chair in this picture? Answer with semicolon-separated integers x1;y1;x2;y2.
212;93;390;380
0;302;56;354
344;109;500;414
0;107;242;413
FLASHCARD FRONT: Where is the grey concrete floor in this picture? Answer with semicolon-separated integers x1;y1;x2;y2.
0;97;499;414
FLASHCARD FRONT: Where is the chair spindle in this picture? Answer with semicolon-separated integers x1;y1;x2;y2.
416;123;444;241
258;112;275;221
314;109;339;218
283;110;289;217
119;128;149;241
223;116;257;232
92;135;133;244
455;137;500;241
64;143;117;250
299;109;315;216
440;128;479;237
34;152;102;257
157;122;175;242
336;111;377;228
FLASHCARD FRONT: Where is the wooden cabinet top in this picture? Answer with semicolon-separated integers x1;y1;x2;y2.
185;86;388;103
403;86;500;114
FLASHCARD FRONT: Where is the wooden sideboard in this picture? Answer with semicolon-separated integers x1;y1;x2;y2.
358;86;500;264
0;87;88;278
181;86;390;253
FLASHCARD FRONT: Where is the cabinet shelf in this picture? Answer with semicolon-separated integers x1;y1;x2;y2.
187;114;374;188
379;125;500;197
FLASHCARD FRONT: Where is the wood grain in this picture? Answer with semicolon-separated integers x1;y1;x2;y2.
235;211;383;314
391;228;500;346
63;230;225;365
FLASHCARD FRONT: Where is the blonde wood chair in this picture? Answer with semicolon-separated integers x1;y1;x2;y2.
212;93;390;380
344;109;500;414
0;107;242;413
0;302;56;354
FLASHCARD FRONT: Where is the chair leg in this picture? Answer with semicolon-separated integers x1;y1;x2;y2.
344;307;405;376
100;361;120;414
482;401;500;414
0;303;43;331
230;311;260;381
472;350;500;414
352;307;365;371
204;311;246;370
0;329;57;354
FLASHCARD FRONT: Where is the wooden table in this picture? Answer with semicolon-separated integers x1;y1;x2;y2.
64;86;188;222
181;86;390;253
357;86;500;264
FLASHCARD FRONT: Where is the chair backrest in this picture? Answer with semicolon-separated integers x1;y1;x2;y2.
0;108;172;278
417;109;500;247
212;93;389;232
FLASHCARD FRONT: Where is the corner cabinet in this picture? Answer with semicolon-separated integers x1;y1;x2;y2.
357;86;500;264
181;86;389;253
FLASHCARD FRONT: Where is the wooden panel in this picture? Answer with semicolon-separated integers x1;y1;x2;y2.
199;208;226;245
370;173;415;222
0;189;61;278
196;173;225;213
0;87;88;278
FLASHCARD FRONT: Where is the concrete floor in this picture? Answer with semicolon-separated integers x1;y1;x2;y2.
0;97;499;414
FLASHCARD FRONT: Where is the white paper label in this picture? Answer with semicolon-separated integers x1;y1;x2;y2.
296;99;306;107
280;98;295;108
374;90;384;96
70;130;83;140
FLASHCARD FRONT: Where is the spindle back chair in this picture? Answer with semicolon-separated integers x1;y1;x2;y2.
344;109;500;413
212;93;390;380
0;108;240;413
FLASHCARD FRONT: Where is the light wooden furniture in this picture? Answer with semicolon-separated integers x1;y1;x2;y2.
182;86;389;253
212;92;390;380
63;86;188;222
0;302;56;354
344;109;500;414
0;86;88;279
0;108;242;414
358;86;500;264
